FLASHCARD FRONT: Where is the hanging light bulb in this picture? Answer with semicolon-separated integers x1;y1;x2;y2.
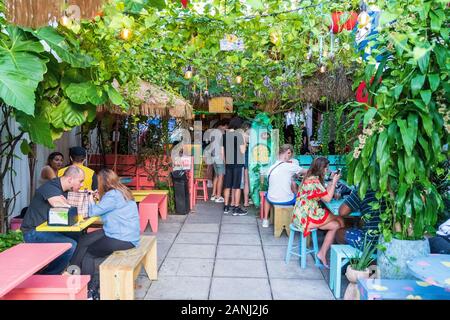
184;66;193;79
235;75;243;84
120;28;132;40
320;65;327;73
60;15;70;27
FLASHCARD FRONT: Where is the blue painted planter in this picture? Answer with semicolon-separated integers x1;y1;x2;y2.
377;236;430;279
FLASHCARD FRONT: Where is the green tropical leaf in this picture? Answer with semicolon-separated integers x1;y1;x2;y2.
16;112;54;148
65;82;107;106
20;139;32;155
397;117;416;156
32;27;92;68
60;100;87;127
419;90;431;105
410;74;426;96
0;26;47;115
107;85;125;106
427;74;440;92
419;113;433;137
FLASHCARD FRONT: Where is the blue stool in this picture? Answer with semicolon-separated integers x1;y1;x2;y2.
285;223;319;268
329;244;378;299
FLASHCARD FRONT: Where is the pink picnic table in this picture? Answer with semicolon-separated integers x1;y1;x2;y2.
0;243;71;297
138;194;168;233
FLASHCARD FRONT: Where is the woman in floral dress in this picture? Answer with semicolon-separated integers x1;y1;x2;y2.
292;157;344;268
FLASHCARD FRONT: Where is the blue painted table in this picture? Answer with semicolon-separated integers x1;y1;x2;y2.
407;254;450;288
322;198;360;218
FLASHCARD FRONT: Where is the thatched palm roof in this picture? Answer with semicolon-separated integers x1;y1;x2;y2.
97;79;193;119
298;67;354;104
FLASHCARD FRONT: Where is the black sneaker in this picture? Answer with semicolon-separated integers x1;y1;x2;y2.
88;288;100;300
224;205;231;214
232;206;248;216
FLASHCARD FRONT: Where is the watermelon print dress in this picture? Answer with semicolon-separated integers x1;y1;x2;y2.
292;175;330;237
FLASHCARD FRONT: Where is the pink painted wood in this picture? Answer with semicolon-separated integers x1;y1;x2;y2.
138;194;167;233
1;275;90;300
0;243;71;297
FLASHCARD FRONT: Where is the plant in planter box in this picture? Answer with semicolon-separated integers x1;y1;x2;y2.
343;234;377;300
344;0;449;279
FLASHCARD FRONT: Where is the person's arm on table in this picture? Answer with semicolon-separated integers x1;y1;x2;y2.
88;191;116;217
48;195;70;208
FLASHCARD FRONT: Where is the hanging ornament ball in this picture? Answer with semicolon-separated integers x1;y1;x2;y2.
235;75;243;84
184;70;193;79
181;0;189;9
358;11;370;28
120;28;132;40
60;15;70;27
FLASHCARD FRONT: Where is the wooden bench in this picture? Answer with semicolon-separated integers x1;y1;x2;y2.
99;235;157;300
358;278;450;300
138;194;168;233
1;275;90;300
273;205;293;238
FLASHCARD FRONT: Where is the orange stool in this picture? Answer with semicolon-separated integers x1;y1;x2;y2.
194;178;209;201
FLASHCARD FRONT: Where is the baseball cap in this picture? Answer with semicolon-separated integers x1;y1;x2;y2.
69;146;87;157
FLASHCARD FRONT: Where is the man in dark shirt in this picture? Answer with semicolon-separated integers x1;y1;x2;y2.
337;189;385;249
222;117;247;216
21;166;85;274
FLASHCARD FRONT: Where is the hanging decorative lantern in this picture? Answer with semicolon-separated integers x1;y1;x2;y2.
120;28;132;40
60;15;70;27
184;66;193;79
358;11;370;28
235;75;243;84
330;11;358;33
181;0;189;8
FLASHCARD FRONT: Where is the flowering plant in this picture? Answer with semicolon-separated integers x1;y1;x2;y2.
344;0;448;241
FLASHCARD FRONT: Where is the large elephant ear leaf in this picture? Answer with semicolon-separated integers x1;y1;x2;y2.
15;112;54;148
32;27;93;68
0;26;47;115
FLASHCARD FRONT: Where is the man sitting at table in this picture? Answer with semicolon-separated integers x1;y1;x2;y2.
336;188;385;249
21;166;85;274
58;146;97;191
262;144;307;228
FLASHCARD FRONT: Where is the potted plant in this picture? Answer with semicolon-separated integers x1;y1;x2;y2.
345;0;448;279
343;235;377;300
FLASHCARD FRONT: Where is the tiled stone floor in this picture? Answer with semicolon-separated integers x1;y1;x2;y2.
134;201;345;300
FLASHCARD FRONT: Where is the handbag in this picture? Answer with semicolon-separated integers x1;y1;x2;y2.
67;191;89;220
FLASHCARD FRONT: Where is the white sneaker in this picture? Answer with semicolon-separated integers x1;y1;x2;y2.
262;219;270;228
215;196;225;203
210;195;217;201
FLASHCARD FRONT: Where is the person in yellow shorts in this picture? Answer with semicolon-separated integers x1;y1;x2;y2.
58;147;98;191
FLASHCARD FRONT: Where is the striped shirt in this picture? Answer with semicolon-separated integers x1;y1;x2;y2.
344;190;385;241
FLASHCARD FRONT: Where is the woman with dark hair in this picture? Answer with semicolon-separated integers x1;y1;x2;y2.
69;168;140;299
292;157;344;268
39;152;64;186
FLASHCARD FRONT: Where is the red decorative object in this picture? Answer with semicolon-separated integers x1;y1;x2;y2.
181;0;188;8
330;11;358;33
356;76;382;106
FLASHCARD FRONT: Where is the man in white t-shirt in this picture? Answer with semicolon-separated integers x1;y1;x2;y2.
262;144;307;227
